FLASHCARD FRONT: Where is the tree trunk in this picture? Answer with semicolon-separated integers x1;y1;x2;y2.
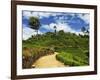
36;30;38;40
37;30;38;35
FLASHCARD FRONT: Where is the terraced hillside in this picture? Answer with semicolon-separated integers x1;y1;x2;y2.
22;31;89;69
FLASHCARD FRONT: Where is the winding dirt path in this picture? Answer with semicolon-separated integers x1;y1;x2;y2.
32;52;65;68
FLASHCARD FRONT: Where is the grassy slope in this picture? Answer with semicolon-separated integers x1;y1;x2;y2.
23;31;89;66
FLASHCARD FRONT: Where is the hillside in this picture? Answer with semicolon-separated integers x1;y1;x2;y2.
22;31;89;68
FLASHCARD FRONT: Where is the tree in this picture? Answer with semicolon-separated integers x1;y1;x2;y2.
54;26;57;34
86;29;89;36
58;30;64;35
81;27;89;36
29;17;40;35
81;27;86;33
81;26;86;35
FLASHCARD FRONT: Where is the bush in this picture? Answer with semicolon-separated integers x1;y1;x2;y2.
84;50;89;57
56;52;88;66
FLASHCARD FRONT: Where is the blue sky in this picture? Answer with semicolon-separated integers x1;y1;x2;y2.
22;10;90;40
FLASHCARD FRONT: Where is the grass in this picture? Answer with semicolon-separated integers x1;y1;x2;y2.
22;31;89;68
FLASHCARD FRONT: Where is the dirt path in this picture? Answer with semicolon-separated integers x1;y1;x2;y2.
32;52;65;68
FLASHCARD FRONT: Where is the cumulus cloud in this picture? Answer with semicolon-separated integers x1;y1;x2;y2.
22;11;88;40
23;11;59;19
41;22;83;35
23;26;42;40
78;14;90;24
23;20;84;40
23;11;89;25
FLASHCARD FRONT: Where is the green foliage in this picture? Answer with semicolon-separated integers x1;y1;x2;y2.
29;17;40;30
29;16;41;36
23;31;89;67
81;26;86;33
56;52;88;66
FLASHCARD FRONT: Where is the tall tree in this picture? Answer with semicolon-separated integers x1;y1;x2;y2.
81;26;86;35
54;26;57;35
81;27;89;36
29;17;40;35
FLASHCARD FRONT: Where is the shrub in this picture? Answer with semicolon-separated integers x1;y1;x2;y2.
56;52;88;66
84;50;89;57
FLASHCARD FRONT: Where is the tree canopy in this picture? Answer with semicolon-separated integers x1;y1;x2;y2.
29;17;40;30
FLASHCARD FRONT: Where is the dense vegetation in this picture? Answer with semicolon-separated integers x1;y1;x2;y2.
22;30;89;68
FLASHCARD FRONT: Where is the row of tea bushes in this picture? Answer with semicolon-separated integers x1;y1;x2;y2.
56;52;88;66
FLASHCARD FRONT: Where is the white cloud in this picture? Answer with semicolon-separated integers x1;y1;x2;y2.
23;11;69;20
23;26;42;40
23;11;32;19
41;25;51;31
41;22;83;35
78;14;90;24
30;12;52;19
22;11;87;40
23;11;90;25
23;11;58;19
38;12;52;18
23;21;84;40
